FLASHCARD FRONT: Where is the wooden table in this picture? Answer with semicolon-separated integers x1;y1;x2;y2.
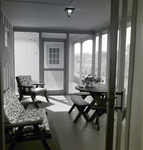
75;84;108;122
75;83;108;105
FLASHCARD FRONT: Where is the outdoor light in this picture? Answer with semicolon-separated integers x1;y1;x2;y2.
64;7;75;17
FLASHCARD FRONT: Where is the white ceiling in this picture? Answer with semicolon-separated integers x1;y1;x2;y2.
1;0;132;31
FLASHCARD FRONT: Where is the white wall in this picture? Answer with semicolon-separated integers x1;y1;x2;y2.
14;38;39;85
129;0;143;149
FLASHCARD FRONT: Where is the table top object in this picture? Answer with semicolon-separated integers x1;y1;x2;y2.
76;83;108;94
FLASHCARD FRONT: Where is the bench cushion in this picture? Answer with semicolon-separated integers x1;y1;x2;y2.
3;87;25;124
18;108;50;132
4;87;50;136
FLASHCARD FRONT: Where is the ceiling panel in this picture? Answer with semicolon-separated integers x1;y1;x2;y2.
39;5;65;18
1;0;132;30
2;1;40;16
2;0;70;5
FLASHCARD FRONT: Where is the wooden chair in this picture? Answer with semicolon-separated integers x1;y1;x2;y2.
16;75;49;102
70;95;90;123
4;87;51;150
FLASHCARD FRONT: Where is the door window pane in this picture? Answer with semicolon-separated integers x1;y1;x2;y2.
44;42;64;68
44;71;63;90
48;48;60;64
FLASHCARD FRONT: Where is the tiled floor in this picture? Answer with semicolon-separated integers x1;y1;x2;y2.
5;95;126;150
46;95;107;150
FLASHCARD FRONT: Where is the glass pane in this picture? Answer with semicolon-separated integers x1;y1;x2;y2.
116;30;120;86
124;27;131;101
95;36;99;76
50;48;52;53
74;43;81;84
44;42;64;68
68;33;92;94
44;71;64;90
101;34;108;83
82;40;93;76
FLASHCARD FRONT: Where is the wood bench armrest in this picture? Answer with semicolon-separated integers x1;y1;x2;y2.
22;100;41;108
21;85;33;88
22;100;41;106
33;83;45;88
5;120;43;128
33;83;45;86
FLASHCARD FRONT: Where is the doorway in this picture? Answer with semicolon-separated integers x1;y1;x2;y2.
41;39;66;95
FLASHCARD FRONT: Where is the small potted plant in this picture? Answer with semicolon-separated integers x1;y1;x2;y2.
82;74;103;87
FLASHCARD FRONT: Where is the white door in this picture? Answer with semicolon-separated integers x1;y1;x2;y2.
42;40;66;94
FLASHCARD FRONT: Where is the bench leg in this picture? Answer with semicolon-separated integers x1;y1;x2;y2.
95;114;100;130
8;127;23;150
19;94;23;101
34;125;51;150
73;106;89;123
73;112;82;123
92;110;106;130
68;104;76;113
44;92;50;102
90;110;98;121
84;105;91;113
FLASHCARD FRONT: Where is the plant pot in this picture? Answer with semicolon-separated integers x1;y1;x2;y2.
85;81;96;88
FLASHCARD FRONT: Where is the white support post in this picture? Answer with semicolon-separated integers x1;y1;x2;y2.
124;0;139;149
115;0;128;150
0;10;5;150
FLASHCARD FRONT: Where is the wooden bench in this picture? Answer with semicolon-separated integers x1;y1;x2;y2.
90;105;107;130
4;87;51;150
68;92;90;113
70;95;90;123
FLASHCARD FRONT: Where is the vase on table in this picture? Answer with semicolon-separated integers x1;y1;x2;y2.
85;81;96;88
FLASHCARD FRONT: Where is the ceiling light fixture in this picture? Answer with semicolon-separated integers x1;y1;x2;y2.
64;7;75;17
